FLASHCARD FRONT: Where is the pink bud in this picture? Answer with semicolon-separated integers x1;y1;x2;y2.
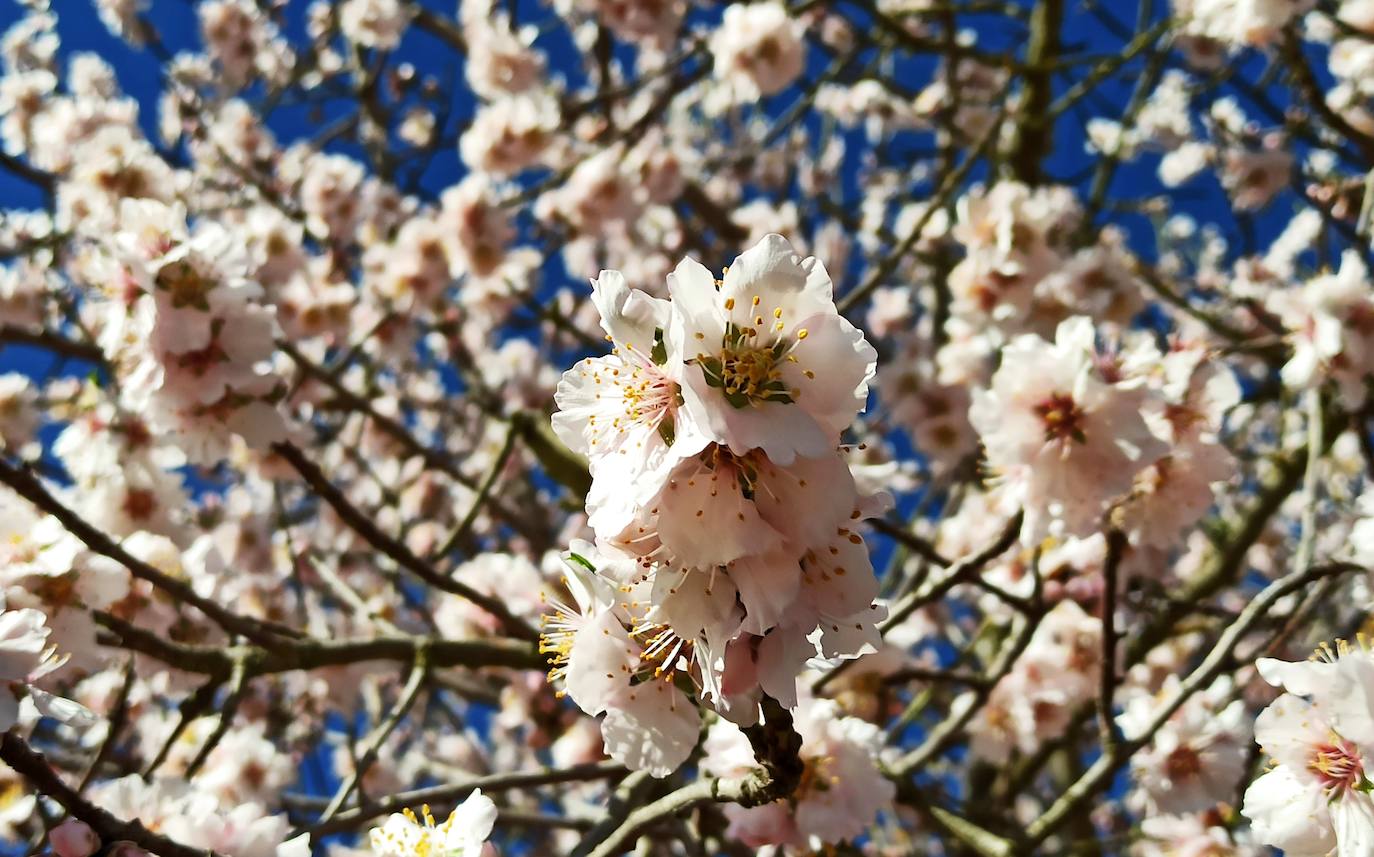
105;842;152;857
49;819;99;857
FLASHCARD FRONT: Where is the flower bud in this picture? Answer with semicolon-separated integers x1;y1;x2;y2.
49;820;99;857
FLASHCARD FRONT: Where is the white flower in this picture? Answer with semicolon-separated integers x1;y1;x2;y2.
599;678;702;778
338;0;410;50
969;316;1167;541
369;791;497;857
1353;489;1374;567
710;2;806;101
670;234;877;465
1242;645;1374;857
704;697;894;849
0;606;92;733
1120;677;1251;815
553;270;698;538
539;545;702;777
1158;141;1212;187
459;94;559;176
1269;250;1374;407
1173;0;1314;47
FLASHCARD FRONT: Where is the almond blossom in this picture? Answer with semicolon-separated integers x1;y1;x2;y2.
4;1;1374;855
969;316;1167;542
369;791;497;857
1242;644;1374;857
702;696;894;850
1268;249;1374;408
670;234;877;465
546;236;882;775
0;604;91;733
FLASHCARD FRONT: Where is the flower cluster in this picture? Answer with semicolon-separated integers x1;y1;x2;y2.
88;199;288;464
546;234;881;776
968;315;1236;546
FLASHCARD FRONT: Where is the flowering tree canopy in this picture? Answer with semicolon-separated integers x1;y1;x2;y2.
4;0;1374;854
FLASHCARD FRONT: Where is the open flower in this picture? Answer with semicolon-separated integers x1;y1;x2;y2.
1242;644;1374;857
1268;249;1374;408
969;316;1166;541
553;269;702;539
548;238;882;775
703;697;894;849
670;234;876;465
710;2;806;102
369;791;497;857
0;604;93;732
540;544;702;777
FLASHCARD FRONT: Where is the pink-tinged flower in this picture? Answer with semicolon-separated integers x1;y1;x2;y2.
338;0;410;50
970;600;1102;762
670;234;876;465
1268;250;1374;408
1123;439;1233;549
49;819;99;857
459;94;559;176
1220;146;1291;211
1119;677;1251;815
93;776;305;857
609;444;857;572
710;3;806;102
536;147;643;233
96;202;288;464
0;605;92;732
460;3;545;98
577;0;684;47
0;374;38;454
298;153;367;241
1242;645;1374;857
549;237;882;768
539;544;701;777
438;175;514;279
198;0;293;88
969;316;1167;541
553;270;700;539
1116;342;1238;548
947;181;1079;327
704;697;894;849
369;791;496;857
1135;813;1260;857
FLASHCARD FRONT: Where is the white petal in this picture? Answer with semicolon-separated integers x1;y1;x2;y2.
601;681;700;777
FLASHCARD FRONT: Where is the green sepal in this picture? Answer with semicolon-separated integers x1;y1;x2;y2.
650;328;668;365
